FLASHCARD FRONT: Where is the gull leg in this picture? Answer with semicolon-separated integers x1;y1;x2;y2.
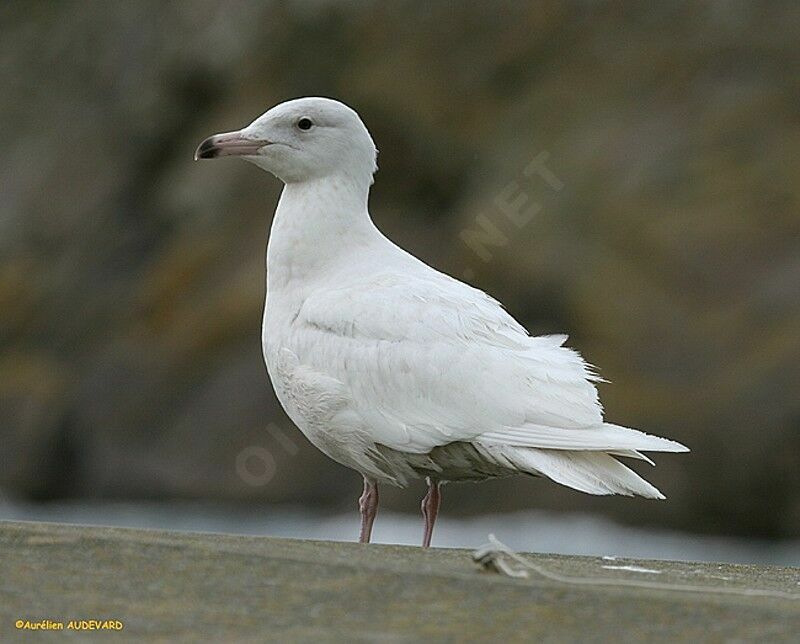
358;476;379;544
420;477;441;548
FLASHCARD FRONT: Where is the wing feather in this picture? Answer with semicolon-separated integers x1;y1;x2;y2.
293;269;684;455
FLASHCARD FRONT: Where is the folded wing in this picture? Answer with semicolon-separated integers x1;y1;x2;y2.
295;269;687;460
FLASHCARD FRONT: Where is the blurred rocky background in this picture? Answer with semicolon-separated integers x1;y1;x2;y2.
1;0;798;540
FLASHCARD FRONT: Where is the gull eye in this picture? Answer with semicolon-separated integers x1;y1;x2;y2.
297;117;314;131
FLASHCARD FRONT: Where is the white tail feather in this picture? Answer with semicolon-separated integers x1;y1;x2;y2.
476;443;666;499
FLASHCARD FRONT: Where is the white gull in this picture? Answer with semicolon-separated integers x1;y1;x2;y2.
195;97;689;547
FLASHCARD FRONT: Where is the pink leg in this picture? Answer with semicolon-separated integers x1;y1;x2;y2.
358;477;379;544
420;478;441;548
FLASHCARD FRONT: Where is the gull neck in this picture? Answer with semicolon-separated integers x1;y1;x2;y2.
266;172;383;289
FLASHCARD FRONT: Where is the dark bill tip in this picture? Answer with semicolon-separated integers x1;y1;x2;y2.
193;131;270;161
194;137;219;160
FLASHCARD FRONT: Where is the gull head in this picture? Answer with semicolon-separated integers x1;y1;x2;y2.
194;97;377;184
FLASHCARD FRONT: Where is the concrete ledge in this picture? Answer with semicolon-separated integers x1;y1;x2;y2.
1;521;798;642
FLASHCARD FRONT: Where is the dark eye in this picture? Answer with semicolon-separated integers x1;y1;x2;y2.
297;117;313;131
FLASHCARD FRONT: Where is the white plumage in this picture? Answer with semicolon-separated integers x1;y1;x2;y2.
195;97;688;546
